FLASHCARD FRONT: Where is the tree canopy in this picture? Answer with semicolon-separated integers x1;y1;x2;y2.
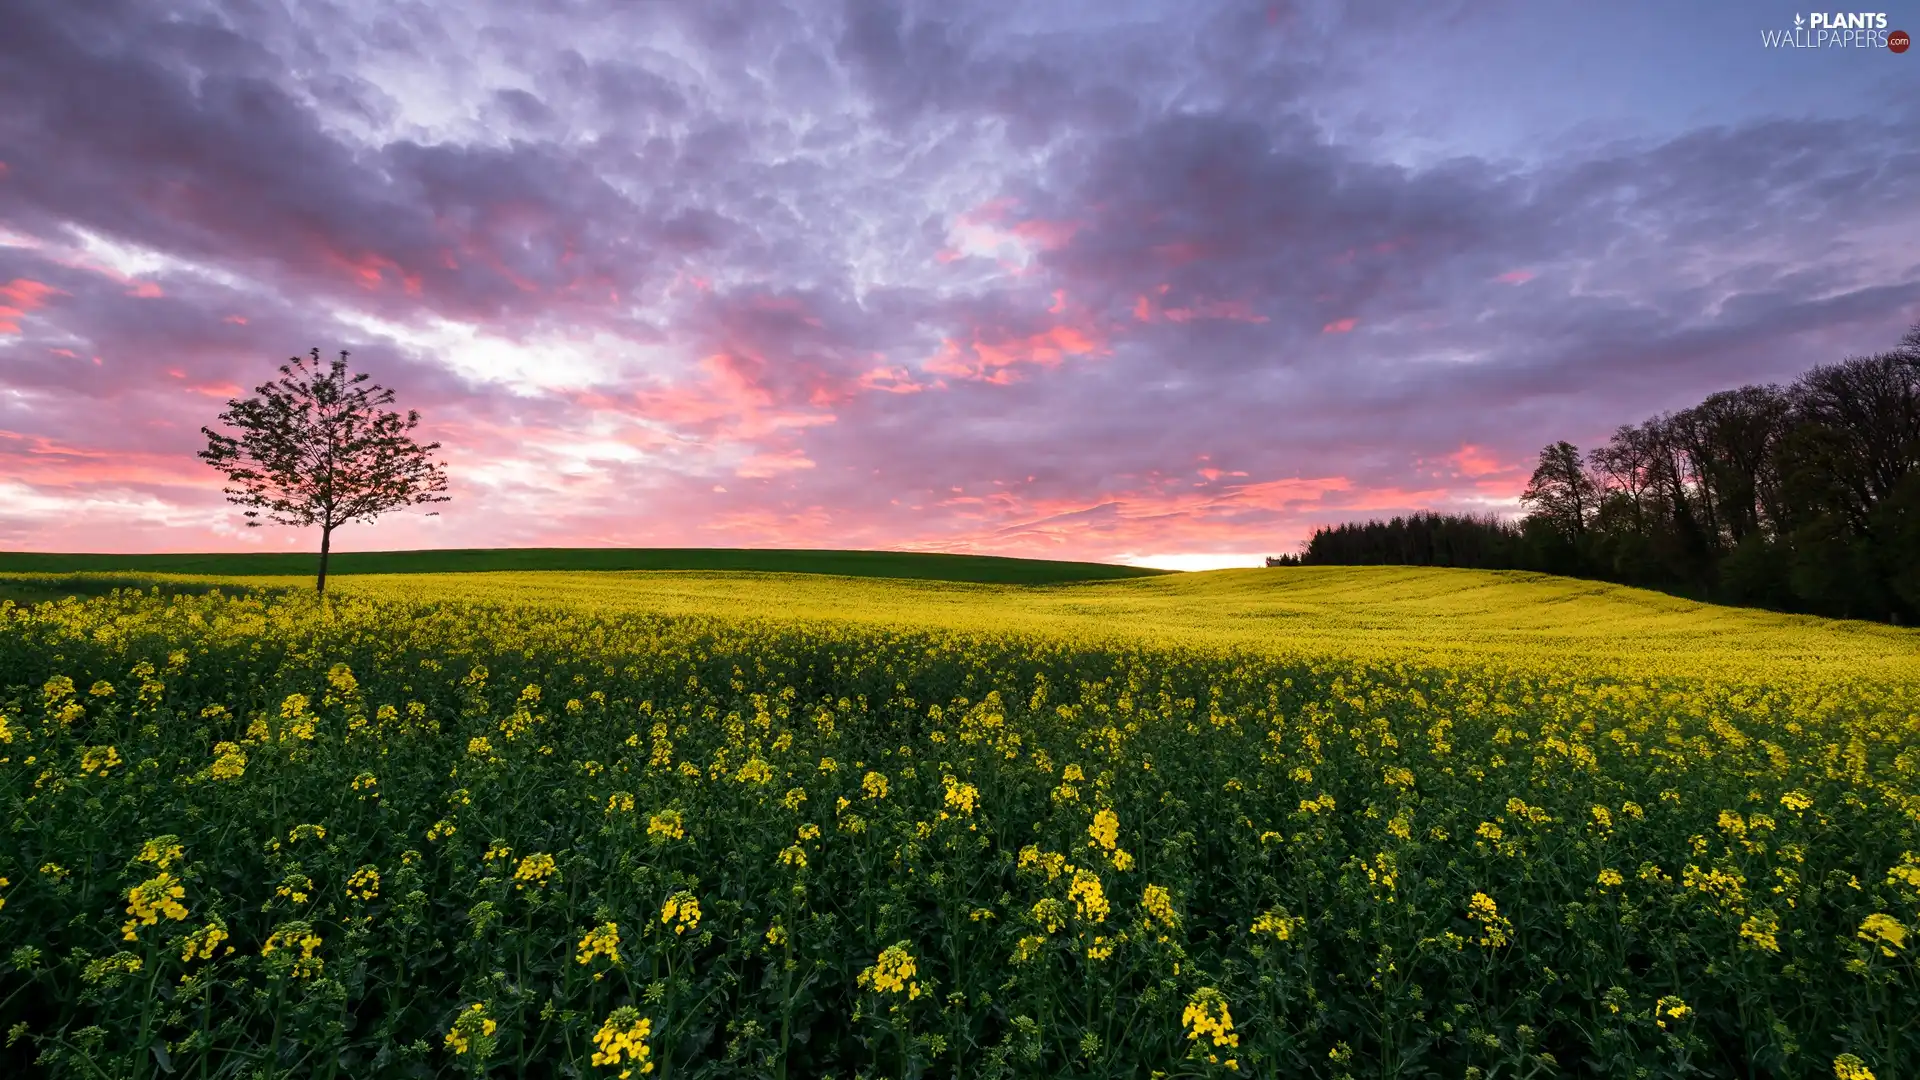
1290;323;1920;624
199;348;449;596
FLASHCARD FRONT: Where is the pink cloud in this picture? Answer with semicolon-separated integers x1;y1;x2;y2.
1444;444;1506;477
128;281;164;298
320;248;425;296
1496;269;1536;285
569;351;839;453
923;322;1108;383
854;366;928;394
0;278;61;333
1010;218;1081;250
0;430;217;490
1321;317;1359;334
1419;444;1529;491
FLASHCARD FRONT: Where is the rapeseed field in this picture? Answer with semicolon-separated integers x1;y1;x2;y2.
0;568;1916;1078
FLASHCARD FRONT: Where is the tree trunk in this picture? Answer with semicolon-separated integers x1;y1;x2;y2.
317;525;332;598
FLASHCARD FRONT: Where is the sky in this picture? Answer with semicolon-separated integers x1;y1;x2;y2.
1;0;1916;570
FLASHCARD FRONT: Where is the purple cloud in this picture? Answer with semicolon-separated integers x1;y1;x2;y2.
3;0;1916;565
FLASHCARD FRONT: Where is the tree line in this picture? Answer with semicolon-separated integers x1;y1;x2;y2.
1290;322;1920;624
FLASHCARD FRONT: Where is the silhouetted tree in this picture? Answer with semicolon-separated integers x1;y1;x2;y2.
1520;441;1598;549
200;348;450;597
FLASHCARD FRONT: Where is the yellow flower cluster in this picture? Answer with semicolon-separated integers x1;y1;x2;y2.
647;810;685;842
513;853;558;890
79;744;122;776
123;872;189;940
577;922;622;970
1142;884;1180;929
942;774;979;814
180;920;230;963
856;943;922;1000
1833;1054;1877;1080
1857;913;1907;957
1654;995;1690;1029
346;865;380;901
1250;907;1303;942
590;1007;655;1076
444;1003;498;1057
260;923;323;979
1466;892;1511;948
1085;809;1134;869
1067;869;1109;923
1182;987;1238;1048
209;741;247;781
137;835;185;869
661;891;701;935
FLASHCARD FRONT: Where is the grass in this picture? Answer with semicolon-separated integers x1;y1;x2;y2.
0;547;1168;585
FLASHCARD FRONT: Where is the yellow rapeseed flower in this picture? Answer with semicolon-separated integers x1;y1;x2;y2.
661;891;701;935
346;865;380;901
577;922;622;970
445;1003;498;1057
79;745;122;776
1250;907;1303;942
1068;869;1109;923
1466;891;1511;947
137;836;185;870
260;922;323;978
1833;1053;1877;1080
590;1007;655;1076
942;774;979;814
123;872;188;940
210;742;247;781
180;919;230;962
513;853;558;890
1087;808;1120;851
1858;913;1907;957
1142;884;1180;929
647;810;685;842
1182;988;1238;1048
856;943;922;999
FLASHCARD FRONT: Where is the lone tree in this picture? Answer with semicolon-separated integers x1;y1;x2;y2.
200;348;449;597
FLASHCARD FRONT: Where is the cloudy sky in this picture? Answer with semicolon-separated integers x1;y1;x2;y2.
2;0;1915;568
